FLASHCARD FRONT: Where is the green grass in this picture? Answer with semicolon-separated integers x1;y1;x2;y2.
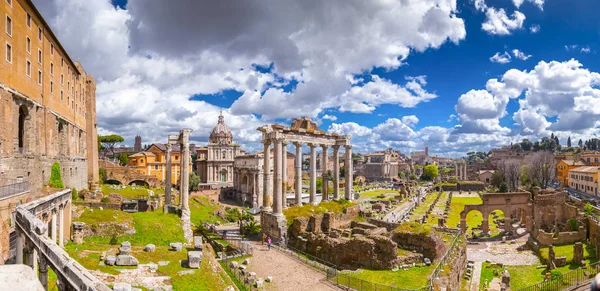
101;185;164;200
73;208;134;225
479;262;503;290
190;197;223;224
84;211;185;246
359;190;395;200
283;200;355;225
408;192;439;220
338;265;435;289
446;196;504;236
539;243;596;264
426;192;449;226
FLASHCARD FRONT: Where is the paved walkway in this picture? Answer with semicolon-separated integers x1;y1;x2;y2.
470;261;482;291
243;241;339;291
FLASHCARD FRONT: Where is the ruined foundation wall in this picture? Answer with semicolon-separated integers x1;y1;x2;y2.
437;237;467;291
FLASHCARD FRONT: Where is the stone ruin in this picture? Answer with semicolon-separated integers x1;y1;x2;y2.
288;212;448;270
106;241;139;266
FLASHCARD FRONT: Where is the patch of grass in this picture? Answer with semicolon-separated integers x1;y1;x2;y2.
190;196;223;224
73;208;134;226
394;222;431;236
539;243;596;264
408;192;439;220
64;242;136;275
426;192;449;226
283;200;355;225
479;262;503;290
446;196;504;236
338;265;435;289
101;185;164;200
85;211;185;246
359;190;395;200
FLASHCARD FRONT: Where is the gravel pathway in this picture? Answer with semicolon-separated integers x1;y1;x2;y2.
243;241;339;291
470;261;482;291
467;241;540;266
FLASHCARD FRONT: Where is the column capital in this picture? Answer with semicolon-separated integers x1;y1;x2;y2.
293;141;303;147
321;144;329;150
262;140;271;146
166;143;172;150
345;145;353;150
308;143;317;149
332;145;340;150
281;140;290;146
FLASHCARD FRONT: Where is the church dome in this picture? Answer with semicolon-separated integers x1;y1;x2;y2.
209;112;233;145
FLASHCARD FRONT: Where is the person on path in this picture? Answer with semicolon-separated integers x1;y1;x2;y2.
267;237;272;250
261;233;266;245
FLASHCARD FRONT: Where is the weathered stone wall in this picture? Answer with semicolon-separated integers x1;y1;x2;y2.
536;227;586;246
0;192;33;263
390;231;447;261
588;217;600;245
190;189;220;202
367;218;400;232
261;212;287;240
437;236;467;291
81;222;135;238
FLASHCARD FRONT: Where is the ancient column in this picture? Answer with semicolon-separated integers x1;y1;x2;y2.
252;171;258;208
504;217;511;233
333;145;340;200
262;141;272;212
344;145;353;201
51;208;57;244
282;141;288;209
294;142;303;206
180;129;192;221
165;143;172;207
321;145;329;201
455;162;459;179
463;162;467;181
273;138;283;216
15;231;23;264
38;256;48;290
58;205;64;247
309;143;317;205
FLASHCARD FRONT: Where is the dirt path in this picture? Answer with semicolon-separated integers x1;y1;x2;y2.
243;241;338;291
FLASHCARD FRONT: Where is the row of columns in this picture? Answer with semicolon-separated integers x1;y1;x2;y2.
455;162;467;180
233;169;260;208
262;138;353;216
164;129;192;221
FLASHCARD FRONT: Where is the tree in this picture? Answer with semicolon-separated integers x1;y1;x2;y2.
118;153;129;166
423;164;439;181
490;171;504;188
499;182;508;193
520;165;529;186
49;162;64;188
567;136;572;148
511;143;522;152
579;139;583;147
527;151;555;189
500;160;521;191
99;134;124;158
189;172;201;191
521;139;533;151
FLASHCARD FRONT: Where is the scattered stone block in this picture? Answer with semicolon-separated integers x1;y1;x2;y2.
266;276;273;282
100;252;107;261
158;261;170;266
255;278;264;288
249;272;256;277
424;258;431;266
148;263;158;273
119;246;131;256
188;251;202;269
113;282;132;291
170;242;183;251
229;262;239;269
177;270;195;275
116;255;139;266
194;236;203;250
105;255;116;266
144;244;156;252
243;258;250;265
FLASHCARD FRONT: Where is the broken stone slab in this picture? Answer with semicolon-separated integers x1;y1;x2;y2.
170;242;183;251
177;270;195;276
255;278;264;288
116;255;139;266
105;256;116;266
148;263;158;273
121;241;131;248
243;258;250;265
229;262;239;269
188;251;202;269
158;261;170;266
266;276;273;282
119;246;131;256
144;244;156;252
194;236;203;250
113;282;132;291
249;272;257;278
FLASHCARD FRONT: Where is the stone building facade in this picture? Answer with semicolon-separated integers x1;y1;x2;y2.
0;0;98;263
357;149;399;181
128;143;190;186
196;113;242;188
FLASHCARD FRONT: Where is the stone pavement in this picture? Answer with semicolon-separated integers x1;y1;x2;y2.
243;241;339;291
467;239;539;266
469;261;482;291
383;199;414;222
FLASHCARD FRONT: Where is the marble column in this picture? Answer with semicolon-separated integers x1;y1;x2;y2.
252;172;258;208
273;138;283;216
262;141;272;211
15;231;23;264
333;146;340;200
165;144;172;207
51;209;57;244
463;162;467;180
38;256;48;290
321;145;329;201
282;141;288;209
455;162;459;179
344;145;353;201
180;129;192;221
58;205;64;247
309;143;317;205
294;142;303;206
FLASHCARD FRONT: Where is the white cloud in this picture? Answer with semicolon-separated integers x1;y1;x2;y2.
581;47;591;53
322;114;337;121
530;24;540;33
565;45;579;51
328;122;373;138
401;115;419;128
474;0;487;12
490;52;512;64
512;49;532;60
373;118;418;141
513;0;544;10
482;8;525;35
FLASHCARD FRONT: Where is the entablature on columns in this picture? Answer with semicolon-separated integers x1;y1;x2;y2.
258;125;351;147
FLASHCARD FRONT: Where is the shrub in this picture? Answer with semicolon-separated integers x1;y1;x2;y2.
109;235;118;245
499;183;508;193
71;188;78;200
49;162;64;188
224;208;242;222
242;220;261;236
99;168;107;184
568;219;577;231
394;222;431;236
101;197;109;203
585;203;594;216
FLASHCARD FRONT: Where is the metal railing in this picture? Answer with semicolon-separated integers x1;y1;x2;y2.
0;180;30;199
516;261;600;291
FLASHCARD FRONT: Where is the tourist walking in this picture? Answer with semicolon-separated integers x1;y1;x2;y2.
267;237;272;250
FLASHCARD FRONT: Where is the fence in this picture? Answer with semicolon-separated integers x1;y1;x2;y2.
516;261;600;291
0;180;30;199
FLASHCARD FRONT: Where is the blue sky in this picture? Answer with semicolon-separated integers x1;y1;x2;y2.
36;0;600;156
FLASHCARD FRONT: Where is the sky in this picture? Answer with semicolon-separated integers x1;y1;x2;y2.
32;0;600;157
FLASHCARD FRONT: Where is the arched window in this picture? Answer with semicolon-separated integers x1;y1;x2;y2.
18;105;27;152
222;150;226;159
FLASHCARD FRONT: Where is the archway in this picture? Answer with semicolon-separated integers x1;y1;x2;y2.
18;105;28;152
241;174;248;193
129;180;149;187
487;209;507;236
461;209;487;236
104;179;122;185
